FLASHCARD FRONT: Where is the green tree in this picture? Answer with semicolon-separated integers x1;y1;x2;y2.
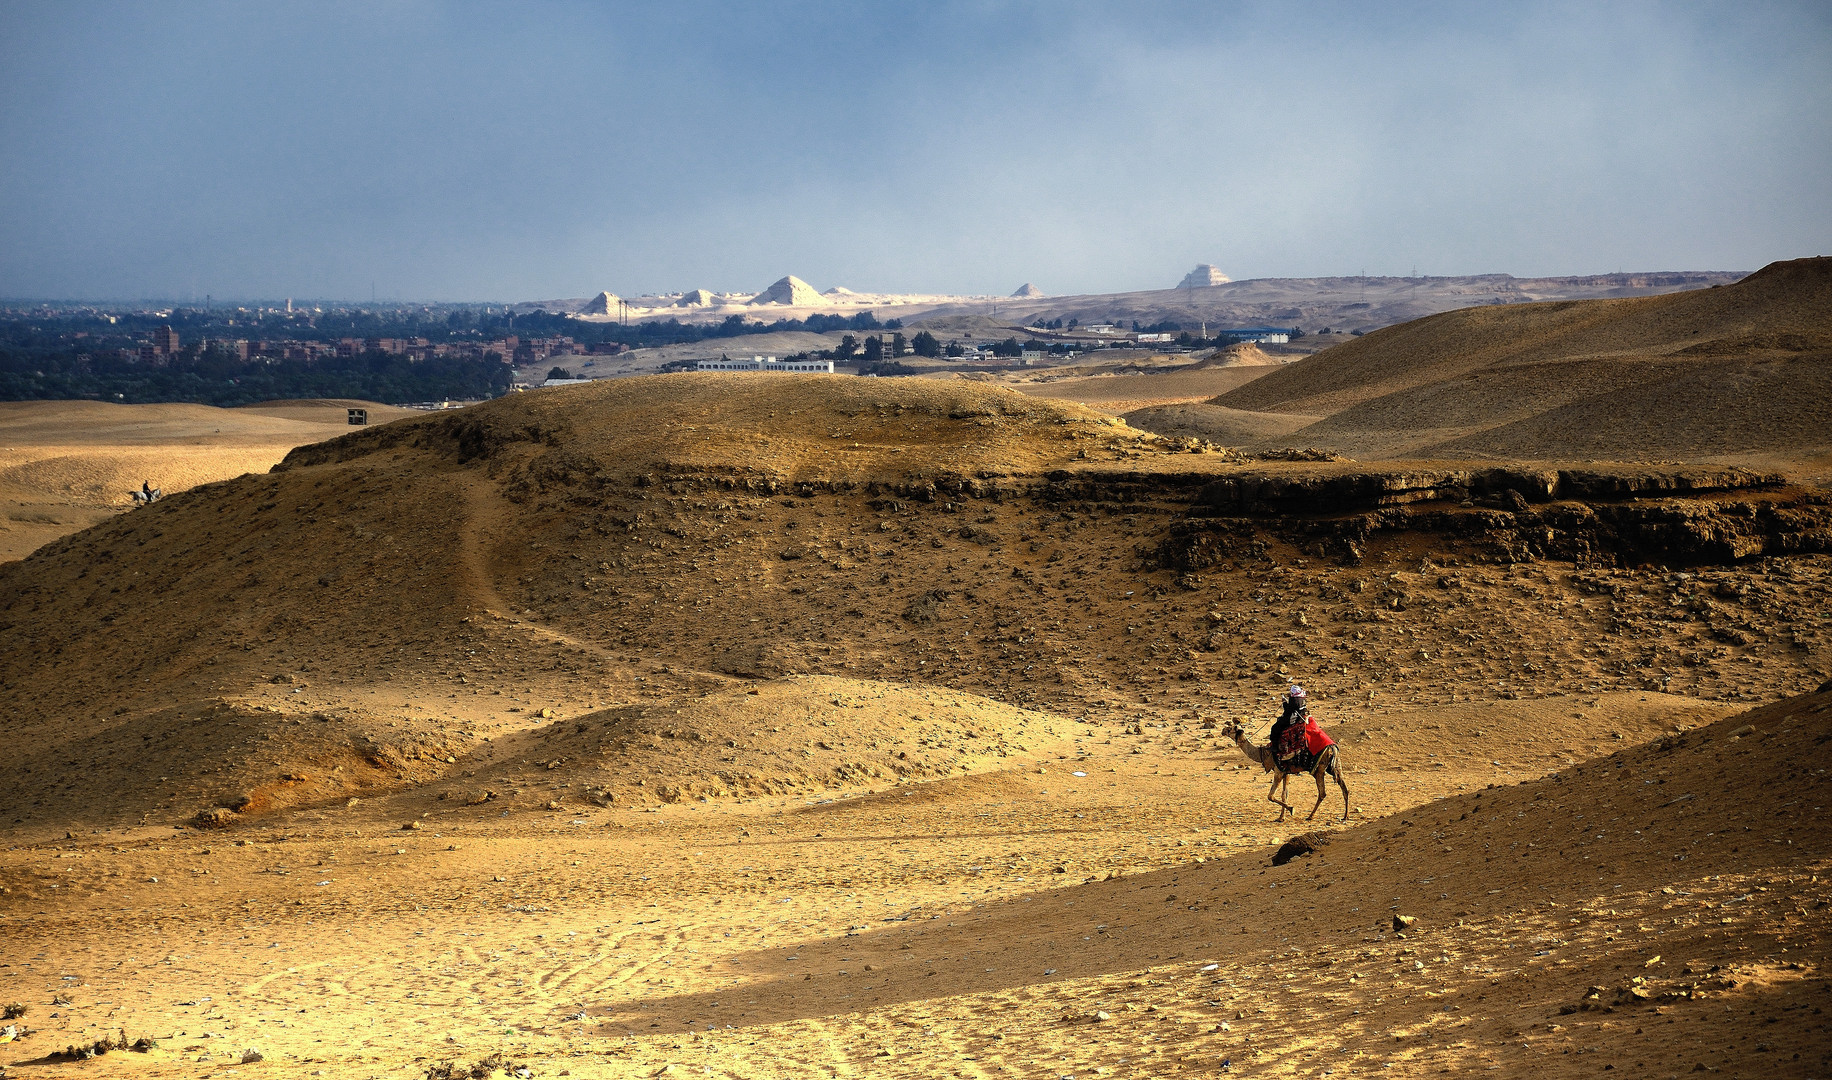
911;330;941;357
891;332;908;357
863;336;885;362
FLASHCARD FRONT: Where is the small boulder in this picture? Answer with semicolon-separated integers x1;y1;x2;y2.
1273;832;1329;866
192;807;235;830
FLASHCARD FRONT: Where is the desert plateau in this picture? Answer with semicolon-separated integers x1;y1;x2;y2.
2;261;1830;1080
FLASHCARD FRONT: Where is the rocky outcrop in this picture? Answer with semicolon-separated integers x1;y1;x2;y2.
1189;465;1778;517
1158;480;1832;571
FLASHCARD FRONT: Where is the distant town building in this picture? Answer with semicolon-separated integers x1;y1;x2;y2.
696;356;835;373
205;338;252;360
1217;327;1294;344
513;336;577;364
1135;333;1175;343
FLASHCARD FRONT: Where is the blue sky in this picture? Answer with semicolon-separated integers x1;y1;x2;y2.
1;1;1828;300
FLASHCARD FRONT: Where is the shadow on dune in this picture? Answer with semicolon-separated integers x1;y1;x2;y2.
592;691;1832;1053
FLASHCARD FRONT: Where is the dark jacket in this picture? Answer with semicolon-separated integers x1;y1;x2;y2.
1269;700;1308;761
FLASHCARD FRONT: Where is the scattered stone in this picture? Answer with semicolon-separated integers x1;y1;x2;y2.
1273;832;1329;866
1392;914;1418;932
192;807;235;830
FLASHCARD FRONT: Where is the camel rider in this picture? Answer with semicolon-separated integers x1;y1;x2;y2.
1268;685;1309;766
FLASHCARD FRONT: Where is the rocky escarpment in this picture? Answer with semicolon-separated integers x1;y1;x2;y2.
1153;465;1830;569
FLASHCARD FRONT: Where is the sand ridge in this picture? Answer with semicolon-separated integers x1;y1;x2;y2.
423;676;1079;811
1212;256;1832;462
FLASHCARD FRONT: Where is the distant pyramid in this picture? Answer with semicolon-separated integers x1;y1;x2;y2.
823;286;858;296
675;289;716;307
1177;265;1231;289
748;275;825;306
1010;283;1044;298
581;290;620;314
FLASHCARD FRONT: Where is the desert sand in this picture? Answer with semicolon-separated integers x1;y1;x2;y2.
1;273;1829;1079
998;345;1291;414
0;399;412;563
1207;257;1832;462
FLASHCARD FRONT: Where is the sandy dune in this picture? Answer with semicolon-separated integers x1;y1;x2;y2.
1212;257;1832;462
1;341;1827;1077
1003;347;1285;414
1121;402;1324;446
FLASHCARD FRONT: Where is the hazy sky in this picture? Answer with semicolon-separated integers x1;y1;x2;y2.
2;1;1828;300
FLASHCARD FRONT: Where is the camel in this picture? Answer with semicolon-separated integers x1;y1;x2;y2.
1218;719;1350;822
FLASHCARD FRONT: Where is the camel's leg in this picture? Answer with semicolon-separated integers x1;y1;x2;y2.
1331;755;1352;821
1306;765;1327;821
1267;773;1291;819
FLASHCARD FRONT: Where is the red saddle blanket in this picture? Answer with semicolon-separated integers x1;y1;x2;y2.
1275;718;1335;766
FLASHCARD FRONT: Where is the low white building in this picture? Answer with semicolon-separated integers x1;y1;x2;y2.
1218;327;1293;344
697;355;834;373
